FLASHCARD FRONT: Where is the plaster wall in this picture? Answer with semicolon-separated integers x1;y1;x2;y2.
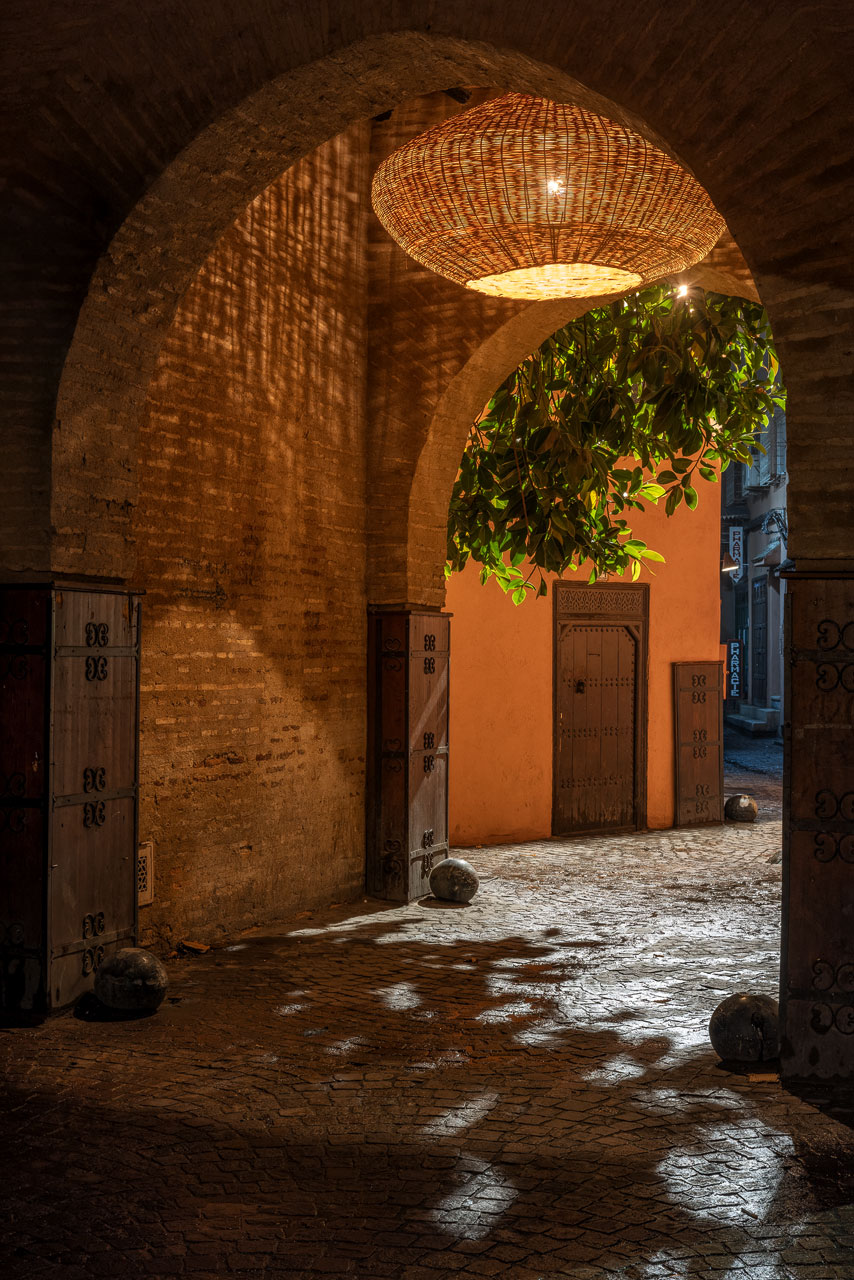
447;479;723;845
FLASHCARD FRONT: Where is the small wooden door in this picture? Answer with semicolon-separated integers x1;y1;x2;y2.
553;583;648;836
673;661;724;826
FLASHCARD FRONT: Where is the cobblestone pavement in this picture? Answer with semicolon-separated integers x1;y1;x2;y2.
4;801;854;1279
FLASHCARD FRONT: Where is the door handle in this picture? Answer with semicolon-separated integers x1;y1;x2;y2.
575;679;586;693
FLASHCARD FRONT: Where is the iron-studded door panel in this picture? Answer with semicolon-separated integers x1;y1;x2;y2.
673;662;724;826
53;589;138;651
781;576;854;1080
367;610;451;903
555;624;637;833
407;617;449;898
49;796;135;1008
0;584;140;1014
553;583;648;837
51;658;138;797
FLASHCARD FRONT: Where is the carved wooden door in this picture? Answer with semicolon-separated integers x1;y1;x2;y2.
553;584;648;836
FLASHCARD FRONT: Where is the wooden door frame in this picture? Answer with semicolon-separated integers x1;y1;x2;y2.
551;581;650;837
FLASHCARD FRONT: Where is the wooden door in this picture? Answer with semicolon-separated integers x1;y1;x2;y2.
553;584;648;836
366;610;450;902
673;661;724;825
49;589;139;1008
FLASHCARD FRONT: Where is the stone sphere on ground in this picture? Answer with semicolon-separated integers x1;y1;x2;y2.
94;947;168;1012
724;793;758;822
709;992;779;1062
429;857;479;903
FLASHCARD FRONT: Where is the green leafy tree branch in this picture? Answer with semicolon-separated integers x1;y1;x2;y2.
446;285;785;604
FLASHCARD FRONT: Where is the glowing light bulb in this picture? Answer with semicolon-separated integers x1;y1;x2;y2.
677;283;689;297
547;178;565;196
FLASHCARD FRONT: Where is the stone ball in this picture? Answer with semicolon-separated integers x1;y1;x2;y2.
429;857;479;903
94;947;168;1012
725;793;758;823
708;992;779;1062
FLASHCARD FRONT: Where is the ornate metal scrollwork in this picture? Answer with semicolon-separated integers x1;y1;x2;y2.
423;656;435;674
85;622;110;648
82;911;106;940
0;772;26;799
0;617;29;646
0;655;29;680
382;839;405;887
83;800;106;829
85;655;109;681
83;767;107;793
0;809;27;834
815;790;854;821
423;755;435;774
814;832;854;863
424;633;436;651
82;944;106;976
423;732;434;749
421;849;435;877
817;619;854;652
815;662;854;693
422;828;434;848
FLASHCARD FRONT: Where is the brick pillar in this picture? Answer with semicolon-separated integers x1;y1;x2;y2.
780;572;854;1079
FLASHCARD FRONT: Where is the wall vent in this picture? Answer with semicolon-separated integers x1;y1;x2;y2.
137;842;154;906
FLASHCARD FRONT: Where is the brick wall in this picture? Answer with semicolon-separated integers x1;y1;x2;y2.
134;127;370;945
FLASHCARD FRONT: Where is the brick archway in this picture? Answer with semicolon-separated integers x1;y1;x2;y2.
50;34;669;585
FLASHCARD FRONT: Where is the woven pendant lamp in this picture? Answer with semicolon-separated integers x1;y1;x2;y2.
371;93;725;300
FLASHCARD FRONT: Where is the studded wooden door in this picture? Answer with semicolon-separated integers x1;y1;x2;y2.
0;584;140;1014
553;583;648;836
367;609;450;903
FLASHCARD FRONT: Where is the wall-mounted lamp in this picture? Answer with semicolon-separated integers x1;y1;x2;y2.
721;552;739;575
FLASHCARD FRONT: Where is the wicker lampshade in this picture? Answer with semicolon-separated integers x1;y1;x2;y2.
371;94;725;300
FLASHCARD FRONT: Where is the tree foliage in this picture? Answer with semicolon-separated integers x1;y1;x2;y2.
446;285;785;603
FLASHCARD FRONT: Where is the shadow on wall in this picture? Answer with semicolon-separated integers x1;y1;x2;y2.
133;131;372;945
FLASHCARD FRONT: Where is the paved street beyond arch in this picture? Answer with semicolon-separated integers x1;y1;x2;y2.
4;791;854;1279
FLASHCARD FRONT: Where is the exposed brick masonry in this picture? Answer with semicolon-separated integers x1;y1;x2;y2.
135;127;370;944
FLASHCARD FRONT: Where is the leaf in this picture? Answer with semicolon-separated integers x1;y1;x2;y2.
447;282;783;600
665;487;683;516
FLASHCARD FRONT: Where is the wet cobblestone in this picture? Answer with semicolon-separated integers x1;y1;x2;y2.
3;797;854;1279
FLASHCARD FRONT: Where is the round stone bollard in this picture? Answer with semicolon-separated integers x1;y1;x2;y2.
429;857;479;903
724;793;758;823
94;947;168;1013
708;992;779;1062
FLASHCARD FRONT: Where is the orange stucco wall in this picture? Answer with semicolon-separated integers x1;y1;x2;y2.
446;480;722;845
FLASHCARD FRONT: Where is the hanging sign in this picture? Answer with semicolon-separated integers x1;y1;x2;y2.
729;527;744;583
727;640;742;701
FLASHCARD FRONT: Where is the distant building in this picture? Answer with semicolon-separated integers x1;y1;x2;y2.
720;405;788;735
